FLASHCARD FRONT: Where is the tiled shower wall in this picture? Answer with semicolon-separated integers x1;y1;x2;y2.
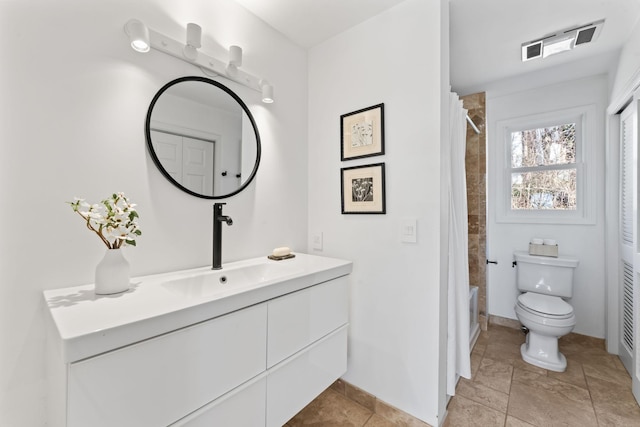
461;92;487;331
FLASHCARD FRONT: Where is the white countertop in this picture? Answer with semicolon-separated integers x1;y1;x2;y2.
43;253;352;363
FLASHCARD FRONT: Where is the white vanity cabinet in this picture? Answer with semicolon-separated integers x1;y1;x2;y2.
45;254;351;427
267;276;348;368
178;275;349;427
267;327;347;426
67;304;267;427
171;374;268;427
266;276;348;427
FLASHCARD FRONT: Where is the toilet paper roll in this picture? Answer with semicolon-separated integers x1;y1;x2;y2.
543;239;557;246
530;238;544;245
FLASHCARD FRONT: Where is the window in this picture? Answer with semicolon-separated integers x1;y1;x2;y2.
496;106;596;224
510;123;576;210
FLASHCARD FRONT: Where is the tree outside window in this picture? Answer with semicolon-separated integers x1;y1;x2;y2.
510;123;577;210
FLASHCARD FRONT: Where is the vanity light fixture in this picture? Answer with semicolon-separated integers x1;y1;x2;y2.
124;19;275;103
124;19;150;53
260;80;274;104
183;23;202;61
227;45;243;76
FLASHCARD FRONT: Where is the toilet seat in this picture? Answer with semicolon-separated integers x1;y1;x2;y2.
517;292;574;319
515;302;576;327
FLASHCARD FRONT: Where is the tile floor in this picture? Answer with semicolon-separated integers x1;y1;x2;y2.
286;325;640;426
285;388;404;427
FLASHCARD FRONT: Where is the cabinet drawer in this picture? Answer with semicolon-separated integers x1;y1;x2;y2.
68;303;267;427
267;276;348;367
266;325;348;427
172;374;266;427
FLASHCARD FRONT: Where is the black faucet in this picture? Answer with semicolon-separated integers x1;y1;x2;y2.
212;203;233;270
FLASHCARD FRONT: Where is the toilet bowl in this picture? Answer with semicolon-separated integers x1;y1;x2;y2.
513;251;579;373
515;293;576;372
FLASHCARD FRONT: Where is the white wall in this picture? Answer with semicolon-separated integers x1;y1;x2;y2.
0;1;307;425
486;75;608;338
611;19;640;111
307;0;448;424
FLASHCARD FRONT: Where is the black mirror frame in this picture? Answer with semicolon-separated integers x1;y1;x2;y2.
145;76;262;199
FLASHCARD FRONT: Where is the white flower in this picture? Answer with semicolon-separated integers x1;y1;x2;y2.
69;192;142;249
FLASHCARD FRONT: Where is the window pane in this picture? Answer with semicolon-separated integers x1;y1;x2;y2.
511;123;576;168
511;169;576;210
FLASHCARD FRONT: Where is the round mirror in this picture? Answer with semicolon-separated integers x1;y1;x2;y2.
145;76;261;199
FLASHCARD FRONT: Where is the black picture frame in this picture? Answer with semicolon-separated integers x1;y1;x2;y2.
341;163;386;214
340;103;385;161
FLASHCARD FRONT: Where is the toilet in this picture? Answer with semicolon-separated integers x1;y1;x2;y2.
513;251;579;372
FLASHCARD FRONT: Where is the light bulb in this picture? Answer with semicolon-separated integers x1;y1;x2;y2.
125;19;150;53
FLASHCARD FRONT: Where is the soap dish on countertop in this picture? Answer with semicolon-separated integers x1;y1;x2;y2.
268;253;296;261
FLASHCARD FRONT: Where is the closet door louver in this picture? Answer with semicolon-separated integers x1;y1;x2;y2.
619;101;636;377
623;261;634;353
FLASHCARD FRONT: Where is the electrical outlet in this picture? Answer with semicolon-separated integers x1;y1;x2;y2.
312;232;323;251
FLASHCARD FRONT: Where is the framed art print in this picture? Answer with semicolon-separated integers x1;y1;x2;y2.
341;163;386;214
340;103;385;161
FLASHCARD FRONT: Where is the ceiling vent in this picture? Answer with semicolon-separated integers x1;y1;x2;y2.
521;19;604;62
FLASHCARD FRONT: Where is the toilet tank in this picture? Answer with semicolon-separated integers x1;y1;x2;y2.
514;251;579;298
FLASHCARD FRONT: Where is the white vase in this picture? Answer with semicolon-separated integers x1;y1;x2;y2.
95;249;130;295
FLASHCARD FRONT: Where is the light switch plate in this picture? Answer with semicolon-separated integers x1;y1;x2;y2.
401;219;417;243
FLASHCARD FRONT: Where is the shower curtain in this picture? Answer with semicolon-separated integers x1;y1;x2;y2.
447;91;471;396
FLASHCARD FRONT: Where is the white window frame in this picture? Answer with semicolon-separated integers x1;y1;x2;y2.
495;105;596;224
